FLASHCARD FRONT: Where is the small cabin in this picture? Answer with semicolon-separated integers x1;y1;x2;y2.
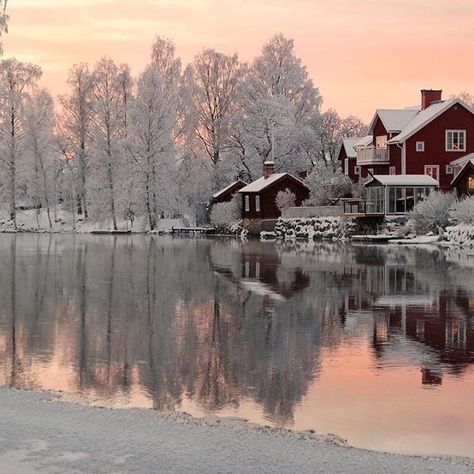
211;180;248;204
451;160;474;196
239;162;309;220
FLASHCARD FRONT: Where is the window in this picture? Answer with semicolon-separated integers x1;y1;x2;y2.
389;166;396;175
355;166;361;175
424;165;439;182
446;165;454;175
255;195;260;212
446;130;466;151
416;141;425;152
344;158;349;175
244;195;250;212
469;176;474;192
376;135;387;148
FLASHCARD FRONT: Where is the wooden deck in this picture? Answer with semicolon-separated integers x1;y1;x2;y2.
171;227;216;235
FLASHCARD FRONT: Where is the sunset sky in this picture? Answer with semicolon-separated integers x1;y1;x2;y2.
4;0;474;121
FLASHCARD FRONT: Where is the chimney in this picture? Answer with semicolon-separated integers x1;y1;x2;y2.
263;161;275;179
421;89;442;110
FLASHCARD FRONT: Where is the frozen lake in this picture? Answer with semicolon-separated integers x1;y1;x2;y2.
0;235;473;458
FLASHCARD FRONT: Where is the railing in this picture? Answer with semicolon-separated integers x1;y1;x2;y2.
357;146;389;165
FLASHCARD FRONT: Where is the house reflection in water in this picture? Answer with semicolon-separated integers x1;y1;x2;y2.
341;246;474;386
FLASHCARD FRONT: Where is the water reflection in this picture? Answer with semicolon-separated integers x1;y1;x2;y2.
0;235;473;456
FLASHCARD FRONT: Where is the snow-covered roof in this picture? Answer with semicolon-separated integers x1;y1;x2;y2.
388;99;473;144
369;108;419;134
451;159;474;186
353;135;373;149
450;152;474;167
365;174;439;187
342;137;363;158
212;180;247;199
239;173;306;193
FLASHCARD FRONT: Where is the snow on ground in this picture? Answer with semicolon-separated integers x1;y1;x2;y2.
0;209;187;234
0;388;473;474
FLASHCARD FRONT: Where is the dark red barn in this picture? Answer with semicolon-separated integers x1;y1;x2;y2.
211;180;248;204
239;162;309;220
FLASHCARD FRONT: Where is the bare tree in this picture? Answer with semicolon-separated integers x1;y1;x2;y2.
58;64;95;218
0;58;42;229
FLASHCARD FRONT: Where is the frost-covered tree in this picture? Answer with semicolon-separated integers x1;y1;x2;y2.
191;49;243;169
275;188;296;210
128;64;175;230
304;162;352;206
57;63;95;218
450;196;474;224
451;92;474;107
0;0;8;55
409;191;456;234
90;57;127;230
0;58;42;229
23;89;56;230
210;196;241;227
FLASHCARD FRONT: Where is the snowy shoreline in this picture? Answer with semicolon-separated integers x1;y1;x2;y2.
0;386;473;473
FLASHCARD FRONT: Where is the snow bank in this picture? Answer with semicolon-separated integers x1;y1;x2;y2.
442;224;474;247
274;217;356;241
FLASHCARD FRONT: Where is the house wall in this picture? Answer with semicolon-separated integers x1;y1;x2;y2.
406;104;474;189
338;147;359;182
241;176;309;220
453;163;474;196
359;117;390;178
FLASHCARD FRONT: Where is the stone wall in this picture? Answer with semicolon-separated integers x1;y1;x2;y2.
274;217;356;240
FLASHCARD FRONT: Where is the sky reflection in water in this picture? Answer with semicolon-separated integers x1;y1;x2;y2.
0;235;473;457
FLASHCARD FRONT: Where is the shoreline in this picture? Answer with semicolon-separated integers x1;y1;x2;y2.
0;386;473;473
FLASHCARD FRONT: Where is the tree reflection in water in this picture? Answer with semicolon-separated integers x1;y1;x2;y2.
0;235;473;429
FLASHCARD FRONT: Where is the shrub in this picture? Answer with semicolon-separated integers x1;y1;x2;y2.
210;196;241;226
409;191;456;234
275;188;297;210
304;162;352;206
450;195;474;224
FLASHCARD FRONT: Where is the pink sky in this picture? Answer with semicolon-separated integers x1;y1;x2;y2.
4;0;474;121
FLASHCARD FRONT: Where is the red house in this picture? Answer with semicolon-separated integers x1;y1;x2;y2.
337;136;371;182
239;162;309;220
346;90;474;191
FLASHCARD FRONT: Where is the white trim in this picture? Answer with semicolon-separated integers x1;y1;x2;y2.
255;195;260;212
446;165;454;175
244;195;250;212
355;165;361;175
424;165;440;182
416;141;425;152
445;129;466;152
401;143;406;174
344;158;349;175
389;166;396;175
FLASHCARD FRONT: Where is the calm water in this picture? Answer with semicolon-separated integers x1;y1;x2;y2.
0;235;473;457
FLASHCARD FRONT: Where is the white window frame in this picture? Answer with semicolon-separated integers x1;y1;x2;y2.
255;195;260;212
389;166;396;175
445;165;454;175
416;141;425;152
354;165;361;176
446;130;466;152
344;158;349;175
244;195;250;212
424;165;440;182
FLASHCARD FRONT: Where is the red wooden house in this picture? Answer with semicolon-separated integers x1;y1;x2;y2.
239;162;309;220
211;180;248;204
344;90;474;192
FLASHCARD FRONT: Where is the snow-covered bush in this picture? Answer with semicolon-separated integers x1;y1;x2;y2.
210;196;241;227
304;162;352;206
274;217;356;240
275;188;296;210
450;196;474;224
409;191;456;234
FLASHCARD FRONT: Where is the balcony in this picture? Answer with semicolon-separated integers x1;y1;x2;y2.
357;146;389;166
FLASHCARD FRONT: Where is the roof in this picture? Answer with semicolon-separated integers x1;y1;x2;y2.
450;152;474;167
451;160;474;186
212;180;247;200
369;108;419;134
354;135;373;148
342;137;363;158
238;173;307;193
388;99;473;144
365;174;439;187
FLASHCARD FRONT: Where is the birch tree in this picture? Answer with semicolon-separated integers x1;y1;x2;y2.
90;57;126;230
57;64;95;218
0;58;41;229
24;89;56;231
